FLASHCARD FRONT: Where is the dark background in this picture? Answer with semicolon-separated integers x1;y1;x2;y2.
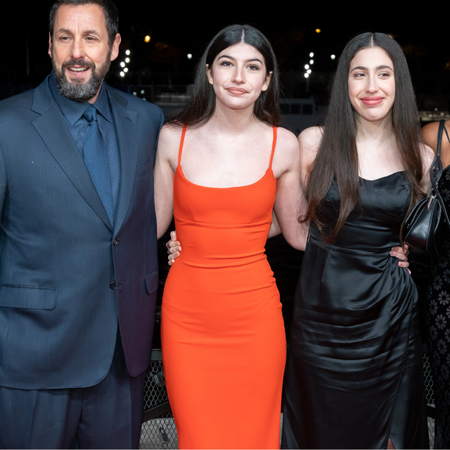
3;1;450;110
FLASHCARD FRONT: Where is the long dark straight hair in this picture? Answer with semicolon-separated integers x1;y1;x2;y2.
171;24;281;127
306;32;424;243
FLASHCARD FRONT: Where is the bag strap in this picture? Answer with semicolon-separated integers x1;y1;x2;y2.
436;119;450;158
437;119;450;154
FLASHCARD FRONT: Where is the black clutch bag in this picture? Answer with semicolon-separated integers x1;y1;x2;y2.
403;120;450;267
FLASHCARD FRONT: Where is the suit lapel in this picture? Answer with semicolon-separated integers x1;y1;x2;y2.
31;78;112;230
106;86;138;234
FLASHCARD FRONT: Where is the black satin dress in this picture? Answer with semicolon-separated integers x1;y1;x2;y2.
282;172;429;449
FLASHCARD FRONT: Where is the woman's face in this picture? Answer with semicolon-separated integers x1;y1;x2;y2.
207;42;271;113
348;46;395;124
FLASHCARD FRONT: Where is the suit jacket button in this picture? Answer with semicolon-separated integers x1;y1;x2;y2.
110;281;117;290
113;239;118;246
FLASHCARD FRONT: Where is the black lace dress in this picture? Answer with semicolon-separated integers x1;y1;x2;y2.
426;165;450;448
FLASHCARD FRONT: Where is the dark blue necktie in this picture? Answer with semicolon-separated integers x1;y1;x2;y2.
83;105;114;224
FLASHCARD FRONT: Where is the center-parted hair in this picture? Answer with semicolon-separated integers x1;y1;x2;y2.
171;24;281;127
306;32;424;243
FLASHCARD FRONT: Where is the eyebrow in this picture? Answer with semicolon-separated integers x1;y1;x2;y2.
218;55;264;64
56;28;101;36
350;65;393;72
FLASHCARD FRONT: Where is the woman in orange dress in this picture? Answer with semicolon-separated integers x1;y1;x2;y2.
154;25;305;449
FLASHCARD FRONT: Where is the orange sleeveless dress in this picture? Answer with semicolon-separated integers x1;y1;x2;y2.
161;126;286;449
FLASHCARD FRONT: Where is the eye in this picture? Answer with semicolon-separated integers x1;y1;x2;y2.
353;72;365;78
379;71;391;78
247;64;260;71
219;60;233;67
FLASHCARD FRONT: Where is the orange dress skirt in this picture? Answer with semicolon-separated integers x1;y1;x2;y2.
161;126;286;449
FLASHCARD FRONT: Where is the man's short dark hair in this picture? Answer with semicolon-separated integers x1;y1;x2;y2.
49;0;119;47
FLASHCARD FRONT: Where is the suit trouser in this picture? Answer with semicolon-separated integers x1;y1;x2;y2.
0;333;146;449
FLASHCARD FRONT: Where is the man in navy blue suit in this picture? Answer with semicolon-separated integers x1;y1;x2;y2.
0;0;164;447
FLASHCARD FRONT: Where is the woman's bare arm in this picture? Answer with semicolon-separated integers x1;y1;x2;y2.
272;127;320;251
154;125;180;239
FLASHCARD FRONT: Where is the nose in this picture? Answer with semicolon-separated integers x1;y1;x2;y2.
232;65;245;84
70;38;86;60
365;75;378;93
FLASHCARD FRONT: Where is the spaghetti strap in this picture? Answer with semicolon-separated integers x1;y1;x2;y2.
178;125;188;166
269;127;277;169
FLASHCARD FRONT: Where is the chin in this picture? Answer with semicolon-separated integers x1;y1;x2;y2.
56;74;102;103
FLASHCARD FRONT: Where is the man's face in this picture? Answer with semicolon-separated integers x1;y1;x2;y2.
48;3;120;103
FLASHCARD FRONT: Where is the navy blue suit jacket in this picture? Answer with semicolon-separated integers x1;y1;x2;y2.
0;76;164;389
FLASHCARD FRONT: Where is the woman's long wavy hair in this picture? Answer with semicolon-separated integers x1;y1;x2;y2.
170;24;281;127
306;32;424;243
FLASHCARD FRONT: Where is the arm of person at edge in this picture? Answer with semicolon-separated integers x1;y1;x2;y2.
422;120;450;168
167;126;412;268
154;124;180;240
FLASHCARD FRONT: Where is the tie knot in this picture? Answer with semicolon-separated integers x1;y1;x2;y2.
84;105;97;123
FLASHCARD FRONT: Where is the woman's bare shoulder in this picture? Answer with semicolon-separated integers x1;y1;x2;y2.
159;122;184;144
422;121;440;151
298;126;323;167
276;126;300;154
270;127;299;178
156;123;186;168
298;126;323;148
422;120;450;166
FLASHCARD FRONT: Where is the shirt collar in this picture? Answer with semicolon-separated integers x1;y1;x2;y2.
49;72;113;125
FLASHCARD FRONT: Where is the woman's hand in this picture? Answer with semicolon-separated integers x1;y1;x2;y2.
166;231;181;266
391;244;410;273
